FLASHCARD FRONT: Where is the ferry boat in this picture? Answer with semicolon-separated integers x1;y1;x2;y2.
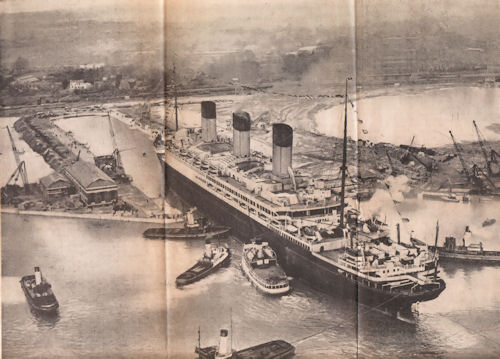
143;208;230;240
162;79;445;310
20;267;59;313
176;240;231;287
241;240;290;295
195;328;295;359
431;226;500;263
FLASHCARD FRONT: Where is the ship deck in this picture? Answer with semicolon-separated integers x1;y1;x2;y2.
252;264;287;283
178;143;341;212
316;248;344;262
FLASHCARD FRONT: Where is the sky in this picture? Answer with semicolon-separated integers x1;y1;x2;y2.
0;0;163;21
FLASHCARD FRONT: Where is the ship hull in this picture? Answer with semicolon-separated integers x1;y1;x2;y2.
20;275;59;313
431;247;500;263
143;226;230;240
176;250;231;287
166;160;445;310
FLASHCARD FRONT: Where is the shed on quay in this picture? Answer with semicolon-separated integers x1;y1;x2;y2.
39;172;73;198
64;160;118;206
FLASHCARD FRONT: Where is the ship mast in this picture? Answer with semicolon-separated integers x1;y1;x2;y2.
198;326;201;359
173;65;179;132
339;77;351;228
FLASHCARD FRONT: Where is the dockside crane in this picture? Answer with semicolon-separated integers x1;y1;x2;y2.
6;126;28;187
386;150;397;176
449;130;471;181
449;130;495;192
400;136;416;165
473;120;500;177
107;111;131;183
400;136;437;173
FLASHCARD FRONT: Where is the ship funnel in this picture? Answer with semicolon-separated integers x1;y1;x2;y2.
204;240;212;258
232;111;251;157
216;329;231;357
272;123;293;178
34;266;42;285
186;210;195;226
201;101;217;142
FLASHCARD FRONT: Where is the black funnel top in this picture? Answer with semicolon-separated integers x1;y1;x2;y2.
273;123;293;147
201;101;216;118
233;111;251;131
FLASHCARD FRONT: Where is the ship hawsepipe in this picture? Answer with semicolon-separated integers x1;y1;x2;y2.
165;159;445;310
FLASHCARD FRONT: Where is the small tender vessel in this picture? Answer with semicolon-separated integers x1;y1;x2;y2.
20;267;59;313
241;240;290;295
176;240;230;287
482;218;496;227
431;226;500;263
422;191;460;203
196;328;295;359
143;209;230;240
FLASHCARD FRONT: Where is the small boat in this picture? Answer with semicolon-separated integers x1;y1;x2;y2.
143;209;230;240
20;267;59;313
241;240;290;295
196;328;295;359
430;226;500;263
422;191;460;203
176;240;230;287
482;218;496;227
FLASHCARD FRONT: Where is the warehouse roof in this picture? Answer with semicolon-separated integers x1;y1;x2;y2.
65;161;116;190
39;172;71;189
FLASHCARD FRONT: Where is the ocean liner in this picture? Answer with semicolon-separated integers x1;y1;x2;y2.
161;81;445;310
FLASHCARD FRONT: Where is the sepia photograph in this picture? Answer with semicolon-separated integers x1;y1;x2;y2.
2;0;500;358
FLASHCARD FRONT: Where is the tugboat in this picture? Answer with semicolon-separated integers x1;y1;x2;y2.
195;328;295;359
143;208;230;240
431;226;500;263
176;240;231;287
241;240;290;295
20;267;59;313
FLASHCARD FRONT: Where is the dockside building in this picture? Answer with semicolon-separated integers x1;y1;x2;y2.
64;160;118;206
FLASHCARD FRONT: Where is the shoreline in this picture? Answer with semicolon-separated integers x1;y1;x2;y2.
1;208;166;224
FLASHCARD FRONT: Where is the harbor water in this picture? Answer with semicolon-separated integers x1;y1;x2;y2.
1;213;167;358
164;195;500;358
3;197;500;358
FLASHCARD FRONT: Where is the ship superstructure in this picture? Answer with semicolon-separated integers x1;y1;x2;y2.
163;85;445;310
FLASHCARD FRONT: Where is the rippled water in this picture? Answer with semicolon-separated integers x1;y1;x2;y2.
2;214;167;358
5;201;500;358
